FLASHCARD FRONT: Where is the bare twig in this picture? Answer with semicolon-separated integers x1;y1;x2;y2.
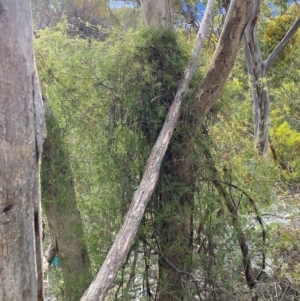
140;237;203;301
201;143;258;300
142;240;152;298
125;243;139;291
105;2;127;31
221;181;267;278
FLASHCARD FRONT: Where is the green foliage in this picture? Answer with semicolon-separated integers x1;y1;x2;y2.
35;7;300;299
272;0;293;12
263;4;300;65
210;97;279;210
270;108;300;181
35;24;201;290
36;26;123;274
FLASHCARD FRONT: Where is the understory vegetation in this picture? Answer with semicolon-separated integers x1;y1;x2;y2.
34;2;300;300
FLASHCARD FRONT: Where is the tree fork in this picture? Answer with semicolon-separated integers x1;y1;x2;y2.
243;0;300;155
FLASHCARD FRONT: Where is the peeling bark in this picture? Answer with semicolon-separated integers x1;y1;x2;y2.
243;1;300;155
0;1;45;300
243;0;270;155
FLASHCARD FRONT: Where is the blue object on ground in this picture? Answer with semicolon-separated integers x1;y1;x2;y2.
50;255;60;267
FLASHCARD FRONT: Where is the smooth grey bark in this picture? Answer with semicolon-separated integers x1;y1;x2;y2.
81;2;215;300
243;1;300;155
42;105;92;301
140;0;172;28
0;1;45;300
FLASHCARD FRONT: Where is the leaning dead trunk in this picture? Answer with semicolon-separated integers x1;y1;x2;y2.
0;1;45;300
41;105;92;301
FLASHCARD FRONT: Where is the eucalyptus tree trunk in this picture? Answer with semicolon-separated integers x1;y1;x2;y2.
243;0;270;155
243;1;300;155
140;0;172;28
139;1;193;299
42;105;92;301
0;1;45;300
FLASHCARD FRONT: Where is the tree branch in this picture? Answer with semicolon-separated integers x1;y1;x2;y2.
220;181;266;278
140;237;203;301
264;18;300;73
80;2;216;300
200;176;267;280
201;146;258;300
191;0;255;117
